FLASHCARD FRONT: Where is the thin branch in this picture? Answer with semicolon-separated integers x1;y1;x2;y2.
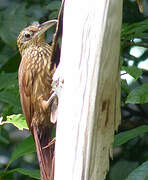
125;41;148;48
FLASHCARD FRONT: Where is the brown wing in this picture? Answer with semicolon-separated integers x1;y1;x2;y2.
18;57;33;129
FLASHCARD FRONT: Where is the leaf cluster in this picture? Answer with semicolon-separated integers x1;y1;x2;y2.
109;1;148;180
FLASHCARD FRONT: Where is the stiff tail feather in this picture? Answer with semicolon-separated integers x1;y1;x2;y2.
32;125;55;180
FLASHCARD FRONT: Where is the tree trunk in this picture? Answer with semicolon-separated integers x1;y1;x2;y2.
54;0;122;179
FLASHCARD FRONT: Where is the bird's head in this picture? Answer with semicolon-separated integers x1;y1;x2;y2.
17;19;57;55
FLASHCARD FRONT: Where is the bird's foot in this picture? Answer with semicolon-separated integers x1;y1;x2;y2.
47;92;57;105
38;93;57;112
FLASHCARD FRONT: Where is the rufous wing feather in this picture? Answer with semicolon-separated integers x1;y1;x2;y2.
18;58;33;129
32;125;55;180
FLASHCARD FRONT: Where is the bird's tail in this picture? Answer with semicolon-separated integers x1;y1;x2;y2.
32;125;55;180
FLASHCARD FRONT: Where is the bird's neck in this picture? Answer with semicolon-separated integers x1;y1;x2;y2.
21;41;52;58
20;39;51;57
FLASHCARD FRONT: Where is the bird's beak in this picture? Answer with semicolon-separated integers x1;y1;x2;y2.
38;19;58;35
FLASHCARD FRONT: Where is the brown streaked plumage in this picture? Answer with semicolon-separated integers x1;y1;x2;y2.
17;20;58;180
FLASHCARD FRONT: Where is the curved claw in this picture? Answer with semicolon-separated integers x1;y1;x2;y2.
38;93;58;112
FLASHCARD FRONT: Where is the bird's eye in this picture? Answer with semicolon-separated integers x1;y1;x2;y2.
25;33;31;38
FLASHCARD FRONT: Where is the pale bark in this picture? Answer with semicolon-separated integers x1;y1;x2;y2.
54;0;122;180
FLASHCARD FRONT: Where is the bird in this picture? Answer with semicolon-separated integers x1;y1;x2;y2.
17;19;58;180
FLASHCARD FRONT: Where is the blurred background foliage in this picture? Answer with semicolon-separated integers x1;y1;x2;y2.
0;0;148;179
0;0;60;179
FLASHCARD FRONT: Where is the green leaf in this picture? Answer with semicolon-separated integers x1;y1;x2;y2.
122;19;148;40
0;46;15;68
114;125;148;147
2;106;14;121
122;66;142;80
0;171;13;180
0;134;9;144
7;168;40;179
27;5;47;19
109;160;138;180
9;135;35;165
0;114;28;130
127;161;148;180
144;176;148;180
120;56;124;67
48;10;59;19
0;90;19;105
46;1;61;10
0;89;21;113
0;3;34;47
126;83;148;104
0;52;20;73
121;79;130;93
0;72;17;90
